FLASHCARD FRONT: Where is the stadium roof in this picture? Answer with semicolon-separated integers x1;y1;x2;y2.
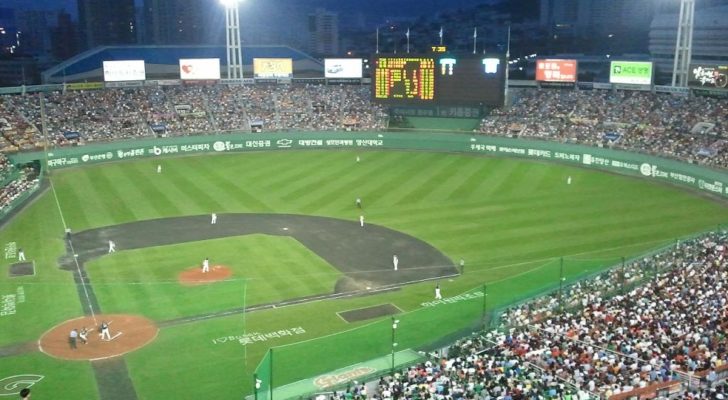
43;45;323;83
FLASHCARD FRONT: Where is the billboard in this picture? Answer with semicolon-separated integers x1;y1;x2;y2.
324;59;363;78
102;60;146;82
179;58;221;80
609;61;653;85
253;58;293;78
536;59;577;82
690;64;728;89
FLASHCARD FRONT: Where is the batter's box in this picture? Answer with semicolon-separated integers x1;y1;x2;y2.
9;261;35;277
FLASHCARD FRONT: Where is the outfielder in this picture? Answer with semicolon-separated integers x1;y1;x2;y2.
567;176;572;185
157;164;162;173
202;257;210;273
356;155;360;163
108;240;116;253
435;283;442;300
211;213;217;224
356;198;362;208
359;215;364;227
393;255;399;271
17;248;25;261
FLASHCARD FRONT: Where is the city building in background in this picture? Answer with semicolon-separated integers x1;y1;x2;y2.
308;9;339;56
142;0;209;45
0;8;20;55
78;0;136;50
650;4;728;83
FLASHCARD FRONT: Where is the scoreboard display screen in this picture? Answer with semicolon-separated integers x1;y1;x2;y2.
374;57;435;101
373;55;505;106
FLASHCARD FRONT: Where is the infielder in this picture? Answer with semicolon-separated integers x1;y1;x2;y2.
99;321;111;341
567;176;572;185
211;213;217;224
202;257;210;273
108;240;116;253
356;198;362;208
359;215;364;227
435;283;442;300
393;255;399;271
17;248;25;261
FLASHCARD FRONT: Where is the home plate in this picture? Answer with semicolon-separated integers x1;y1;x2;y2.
109;332;123;341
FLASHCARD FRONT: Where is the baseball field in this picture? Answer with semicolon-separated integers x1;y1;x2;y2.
1;148;727;399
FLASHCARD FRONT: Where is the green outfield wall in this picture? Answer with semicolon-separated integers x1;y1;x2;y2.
9;131;728;198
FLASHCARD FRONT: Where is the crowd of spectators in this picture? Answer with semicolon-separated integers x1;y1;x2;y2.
1;85;725;170
0;84;387;150
0;162;39;214
321;232;728;400
480;89;728;169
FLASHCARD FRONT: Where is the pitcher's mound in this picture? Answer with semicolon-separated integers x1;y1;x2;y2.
178;265;232;286
39;314;158;361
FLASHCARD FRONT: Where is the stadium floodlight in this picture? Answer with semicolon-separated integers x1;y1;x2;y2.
219;0;241;7
221;0;244;79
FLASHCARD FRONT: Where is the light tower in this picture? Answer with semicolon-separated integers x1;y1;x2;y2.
221;0;244;79
671;0;695;87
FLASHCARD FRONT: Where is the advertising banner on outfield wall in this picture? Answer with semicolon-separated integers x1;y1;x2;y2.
609;61;653;85
536;59;577;82
324;59;363;78
179;59;221;80
253;58;293;78
17;133;728;199
689;64;728;90
102;60;146;82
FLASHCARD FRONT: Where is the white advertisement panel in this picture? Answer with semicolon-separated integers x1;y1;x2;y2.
324;59;363;78
103;60;146;82
179;58;221;80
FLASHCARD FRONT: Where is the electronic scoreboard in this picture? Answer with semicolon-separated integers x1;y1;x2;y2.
373;54;506;107
374;57;435;101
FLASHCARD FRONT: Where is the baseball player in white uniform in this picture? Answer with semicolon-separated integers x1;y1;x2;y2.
99;321;111;341
211;213;217;224
567;176;572;185
435;284;442;300
202;257;210;273
17;248;25;261
157;164;162;173
359;215;364;227
393;255;399;271
356;155;360;163
108;240;116;253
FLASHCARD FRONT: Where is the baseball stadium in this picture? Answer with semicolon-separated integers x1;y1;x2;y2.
1;3;728;400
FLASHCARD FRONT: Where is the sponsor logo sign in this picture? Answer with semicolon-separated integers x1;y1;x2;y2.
609;61;652;85
325;59;363;78
536;59;577;82
179;58;221;80
102;60;146;82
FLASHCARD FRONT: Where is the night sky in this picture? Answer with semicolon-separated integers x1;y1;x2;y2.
6;0;491;20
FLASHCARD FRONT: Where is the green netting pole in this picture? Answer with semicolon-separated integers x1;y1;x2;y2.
390;316;398;375
620;257;625;295
481;284;488;330
558;257;564;314
269;348;274;400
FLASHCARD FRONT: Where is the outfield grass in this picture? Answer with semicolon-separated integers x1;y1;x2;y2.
85;235;342;320
1;149;728;399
